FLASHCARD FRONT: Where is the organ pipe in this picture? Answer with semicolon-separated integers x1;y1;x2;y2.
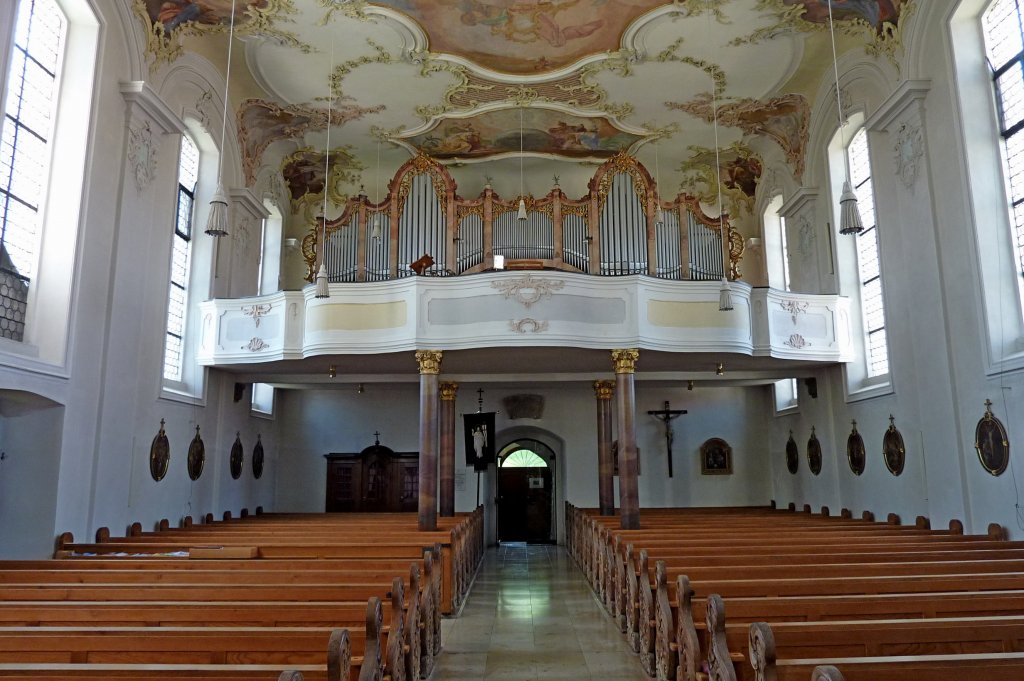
304;151;741;283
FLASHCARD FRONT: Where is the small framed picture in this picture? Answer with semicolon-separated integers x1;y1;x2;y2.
700;438;733;475
612;440;641;476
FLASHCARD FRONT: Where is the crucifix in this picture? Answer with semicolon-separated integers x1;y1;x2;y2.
647;401;687;477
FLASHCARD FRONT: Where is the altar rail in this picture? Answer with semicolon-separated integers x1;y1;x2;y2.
302;152;743;283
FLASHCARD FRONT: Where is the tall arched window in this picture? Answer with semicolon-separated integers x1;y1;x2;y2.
762;194;790;291
848;128;889;378
0;0;66;342
163;135;199;382
984;0;1024;307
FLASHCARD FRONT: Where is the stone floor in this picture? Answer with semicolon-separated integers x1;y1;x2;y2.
432;543;647;681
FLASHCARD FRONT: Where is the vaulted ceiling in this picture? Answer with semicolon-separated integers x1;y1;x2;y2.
137;1;913;224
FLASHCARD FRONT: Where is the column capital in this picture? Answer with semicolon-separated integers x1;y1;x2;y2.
611;349;640;374
440;381;459;401
593;380;615;400
415;350;443;375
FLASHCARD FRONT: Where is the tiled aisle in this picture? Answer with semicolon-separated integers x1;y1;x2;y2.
432;543;648;681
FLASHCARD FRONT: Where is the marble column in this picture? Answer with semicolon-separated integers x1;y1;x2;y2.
612;349;640;530
594;380;615;516
416;350;443;531
439;381;459;518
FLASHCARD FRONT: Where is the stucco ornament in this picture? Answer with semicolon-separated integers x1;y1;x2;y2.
796;215;816;261
127;121;157;192
894;121;924;190
492;275;565;308
509;318;549;334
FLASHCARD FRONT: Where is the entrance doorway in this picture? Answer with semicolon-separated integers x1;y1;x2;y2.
497;439;554;543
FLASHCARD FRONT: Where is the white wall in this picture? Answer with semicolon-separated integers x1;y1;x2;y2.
765;1;1024;538
274;380;773;543
0;393;64;558
0;1;279;555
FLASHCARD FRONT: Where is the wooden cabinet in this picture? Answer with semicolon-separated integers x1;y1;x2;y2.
324;443;419;513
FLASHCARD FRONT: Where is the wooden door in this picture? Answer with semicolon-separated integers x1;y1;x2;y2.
498;466;552;542
392;459;419;513
361;454;389;512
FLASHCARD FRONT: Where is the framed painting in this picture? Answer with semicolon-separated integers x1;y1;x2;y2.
883;415;905;476
785;432;799;475
847;421;866;476
230;433;244;480
187;426;205;481
252;434;265;480
700;438;733;475
807;428;822;476
612;440;641;476
149;419;170;482
975;400;1009;476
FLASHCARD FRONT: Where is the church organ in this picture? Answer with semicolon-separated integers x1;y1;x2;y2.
303;151;743;283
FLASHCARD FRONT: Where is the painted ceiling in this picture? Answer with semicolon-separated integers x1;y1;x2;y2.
136;0;915;221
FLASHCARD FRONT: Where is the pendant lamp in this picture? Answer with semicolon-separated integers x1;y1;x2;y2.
204;0;237;237
315;42;336;300
654;142;665;228
828;0;864;236
371;139;383;240
517;107;528;221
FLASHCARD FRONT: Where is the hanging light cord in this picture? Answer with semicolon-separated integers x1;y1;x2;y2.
827;0;852;182
322;42;334;259
519;106;525;199
655;142;661;206
375;139;381;205
707;2;727;280
215;0;237;189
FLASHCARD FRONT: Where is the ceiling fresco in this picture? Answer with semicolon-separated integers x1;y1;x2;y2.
401;108;643;161
666;93;810;178
238;98;384;185
678;143;764;218
355;0;666;75
135;0;918;235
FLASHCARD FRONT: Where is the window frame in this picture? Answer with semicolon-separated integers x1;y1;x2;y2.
828;112;894;402
162;133;199;385
0;0;66;344
847;127;890;379
0;0;98;371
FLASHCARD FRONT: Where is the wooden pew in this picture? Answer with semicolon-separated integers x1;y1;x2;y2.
73;506;486;615
0;625;350;680
0;509;490;681
749;629;1024;680
565;503;1024;681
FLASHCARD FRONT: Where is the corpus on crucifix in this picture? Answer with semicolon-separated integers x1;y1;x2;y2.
647;401;687;477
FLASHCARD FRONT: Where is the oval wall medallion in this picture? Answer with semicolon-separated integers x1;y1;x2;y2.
975;399;1009;476
847;420;866;476
785;432;799;475
187;426;205;481
230;433;244;480
252;434;265;479
883;414;906;476
149;418;170;482
807;427;822;476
